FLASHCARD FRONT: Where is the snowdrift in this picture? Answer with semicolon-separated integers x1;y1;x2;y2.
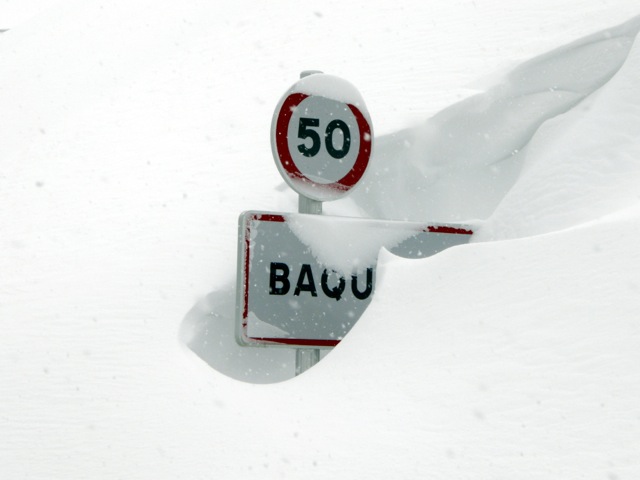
348;15;640;225
183;14;640;385
184;13;640;476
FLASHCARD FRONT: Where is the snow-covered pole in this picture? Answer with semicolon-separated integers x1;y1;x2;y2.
297;70;324;217
270;69;372;375
295;70;322;375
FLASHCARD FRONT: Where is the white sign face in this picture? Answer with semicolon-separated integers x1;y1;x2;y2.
236;211;474;348
271;74;373;202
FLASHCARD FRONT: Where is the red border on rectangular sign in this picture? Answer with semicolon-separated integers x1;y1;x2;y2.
241;213;341;347
238;212;474;348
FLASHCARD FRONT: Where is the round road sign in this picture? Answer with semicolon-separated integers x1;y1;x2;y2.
271;74;373;202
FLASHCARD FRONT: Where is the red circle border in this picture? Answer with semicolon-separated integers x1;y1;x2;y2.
274;92;372;194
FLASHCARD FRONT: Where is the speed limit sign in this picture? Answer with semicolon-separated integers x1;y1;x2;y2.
271;74;373;202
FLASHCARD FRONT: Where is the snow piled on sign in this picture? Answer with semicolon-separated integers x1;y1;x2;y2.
2;1;640;479
292;73;369;109
288;214;420;275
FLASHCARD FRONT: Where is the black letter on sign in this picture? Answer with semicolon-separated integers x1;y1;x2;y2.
294;264;318;297
351;268;373;300
325;119;351;159
297;118;321;157
321;269;346;301
269;262;290;295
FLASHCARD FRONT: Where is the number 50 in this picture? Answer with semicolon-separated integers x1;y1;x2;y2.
297;117;351;159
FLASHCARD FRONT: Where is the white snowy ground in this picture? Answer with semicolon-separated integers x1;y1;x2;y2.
2;1;640;478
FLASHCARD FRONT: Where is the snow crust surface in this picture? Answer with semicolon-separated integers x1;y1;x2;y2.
2;1;640;479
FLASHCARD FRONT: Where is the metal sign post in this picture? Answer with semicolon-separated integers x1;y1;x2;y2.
296;142;322;370
295;71;322;374
274;70;374;375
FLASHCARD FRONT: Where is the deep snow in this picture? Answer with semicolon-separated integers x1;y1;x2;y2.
2;1;640;479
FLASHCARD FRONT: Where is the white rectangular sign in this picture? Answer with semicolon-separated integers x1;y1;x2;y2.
236;211;474;348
